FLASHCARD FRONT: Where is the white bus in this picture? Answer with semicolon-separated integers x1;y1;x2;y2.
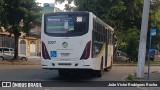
41;11;115;77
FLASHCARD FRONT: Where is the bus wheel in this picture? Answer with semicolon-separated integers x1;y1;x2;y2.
94;61;103;77
104;61;113;72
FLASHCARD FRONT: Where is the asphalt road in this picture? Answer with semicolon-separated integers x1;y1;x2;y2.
0;65;136;81
0;65;159;90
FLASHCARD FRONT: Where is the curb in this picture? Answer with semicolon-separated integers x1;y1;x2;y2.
0;60;40;65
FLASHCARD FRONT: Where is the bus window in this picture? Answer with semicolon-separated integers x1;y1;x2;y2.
46;19;75;33
45;15;89;37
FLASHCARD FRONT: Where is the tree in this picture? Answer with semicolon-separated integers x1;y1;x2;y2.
0;0;4;28
1;0;41;59
119;27;140;60
148;0;160;52
56;0;160;61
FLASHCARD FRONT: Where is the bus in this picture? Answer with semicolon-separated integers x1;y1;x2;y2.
41;11;116;77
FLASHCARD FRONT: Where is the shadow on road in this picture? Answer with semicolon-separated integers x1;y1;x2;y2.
48;70;97;82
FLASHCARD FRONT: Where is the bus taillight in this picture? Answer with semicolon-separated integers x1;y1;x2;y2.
80;41;91;60
42;41;51;60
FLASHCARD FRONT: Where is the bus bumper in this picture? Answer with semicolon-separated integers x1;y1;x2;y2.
41;59;94;70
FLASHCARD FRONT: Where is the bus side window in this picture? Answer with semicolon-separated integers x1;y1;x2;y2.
108;30;110;45
105;28;108;43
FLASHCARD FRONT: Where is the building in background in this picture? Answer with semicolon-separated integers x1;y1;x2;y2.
0;32;15;48
19;27;41;57
0;30;41;57
43;3;62;14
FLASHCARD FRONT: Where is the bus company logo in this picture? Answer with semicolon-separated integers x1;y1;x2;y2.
48;18;60;22
62;42;68;48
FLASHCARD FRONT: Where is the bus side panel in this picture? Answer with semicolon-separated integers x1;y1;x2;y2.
92;46;106;70
90;13;106;70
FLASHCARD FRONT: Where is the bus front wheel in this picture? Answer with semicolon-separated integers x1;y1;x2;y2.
104;61;113;72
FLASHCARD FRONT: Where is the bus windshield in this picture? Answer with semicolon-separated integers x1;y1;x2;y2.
45;15;88;37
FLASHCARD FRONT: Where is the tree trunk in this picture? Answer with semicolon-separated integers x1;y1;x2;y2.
13;34;19;60
13;26;20;60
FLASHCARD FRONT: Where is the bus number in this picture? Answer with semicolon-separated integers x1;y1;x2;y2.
48;41;56;44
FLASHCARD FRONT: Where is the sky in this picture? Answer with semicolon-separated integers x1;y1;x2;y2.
36;0;67;10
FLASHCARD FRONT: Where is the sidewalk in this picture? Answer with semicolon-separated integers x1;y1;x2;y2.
122;70;160;81
114;63;160;66
28;56;41;59
134;72;160;81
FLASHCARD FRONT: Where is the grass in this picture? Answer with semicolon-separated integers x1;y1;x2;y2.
127;74;134;81
145;61;160;64
127;71;137;81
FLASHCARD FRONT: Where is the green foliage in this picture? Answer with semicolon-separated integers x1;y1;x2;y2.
75;0;126;28
0;0;4;26
127;74;134;81
72;0;142;60
120;0;143;29
53;0;160;61
2;0;42;34
0;0;42;59
0;0;4;13
119;27;140;60
149;0;160;51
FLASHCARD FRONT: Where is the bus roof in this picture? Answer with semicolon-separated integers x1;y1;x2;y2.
44;11;89;16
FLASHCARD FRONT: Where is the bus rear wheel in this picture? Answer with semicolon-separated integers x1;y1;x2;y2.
94;61;103;77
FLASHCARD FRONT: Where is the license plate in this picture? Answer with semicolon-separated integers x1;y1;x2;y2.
61;53;70;57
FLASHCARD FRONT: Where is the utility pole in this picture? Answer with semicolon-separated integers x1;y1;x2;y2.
137;0;150;78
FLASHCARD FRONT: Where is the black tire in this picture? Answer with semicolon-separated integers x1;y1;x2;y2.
94;61;103;77
0;56;4;61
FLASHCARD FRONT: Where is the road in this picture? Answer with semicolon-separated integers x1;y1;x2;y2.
0;65;159;90
0;65;136;81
